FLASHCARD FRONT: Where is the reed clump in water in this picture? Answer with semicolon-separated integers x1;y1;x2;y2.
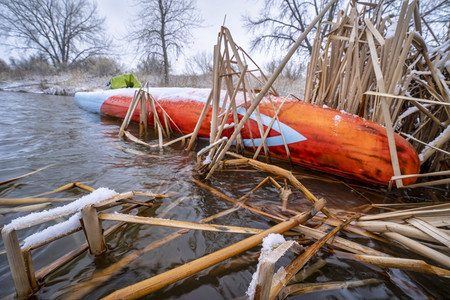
302;0;449;186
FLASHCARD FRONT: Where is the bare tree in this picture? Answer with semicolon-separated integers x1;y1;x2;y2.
136;54;165;76
0;0;111;69
244;0;448;62
130;0;202;85
185;51;213;75
264;58;304;80
243;0;340;59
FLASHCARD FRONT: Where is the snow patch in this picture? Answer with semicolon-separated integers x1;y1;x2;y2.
419;124;450;161
4;187;117;231
202;154;211;165
385;19;397;39
3;187;118;249
246;234;286;299
333;115;342;126
22;212;82;248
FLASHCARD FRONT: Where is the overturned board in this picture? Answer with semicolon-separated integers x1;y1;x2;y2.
75;87;420;186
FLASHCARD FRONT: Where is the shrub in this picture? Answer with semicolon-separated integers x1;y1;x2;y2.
72;56;122;77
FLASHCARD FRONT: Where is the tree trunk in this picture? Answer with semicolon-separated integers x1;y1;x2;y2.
159;0;169;86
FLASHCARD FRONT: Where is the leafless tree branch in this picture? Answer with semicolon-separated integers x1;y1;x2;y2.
0;0;111;68
129;0;203;85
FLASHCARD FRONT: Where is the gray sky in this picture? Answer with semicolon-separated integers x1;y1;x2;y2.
0;0;267;73
97;0;266;73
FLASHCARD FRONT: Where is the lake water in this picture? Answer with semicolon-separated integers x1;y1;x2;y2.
0;91;448;299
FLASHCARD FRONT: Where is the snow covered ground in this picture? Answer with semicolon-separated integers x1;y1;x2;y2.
0;73;111;96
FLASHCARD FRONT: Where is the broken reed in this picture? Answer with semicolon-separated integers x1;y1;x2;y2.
2;164;449;299
303;0;449;174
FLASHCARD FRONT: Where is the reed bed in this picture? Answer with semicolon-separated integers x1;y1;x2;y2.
1;158;448;299
303;0;449;186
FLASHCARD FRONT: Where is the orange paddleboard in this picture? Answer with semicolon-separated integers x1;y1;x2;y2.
75;87;419;186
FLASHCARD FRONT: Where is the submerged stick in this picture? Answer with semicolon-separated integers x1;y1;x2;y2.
280;279;381;299
64;207;242;299
223;153;335;218
102;200;325;300
0;164;54;186
288;259;327;284
0;203;52;214
0;197;76;205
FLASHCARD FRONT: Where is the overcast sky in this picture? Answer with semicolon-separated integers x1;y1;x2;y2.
0;0;268;73
97;0;266;73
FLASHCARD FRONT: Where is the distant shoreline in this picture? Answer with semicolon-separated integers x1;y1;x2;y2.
0;72;305;98
0;74;110;96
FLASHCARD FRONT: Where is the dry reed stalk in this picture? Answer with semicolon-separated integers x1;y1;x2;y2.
303;0;449;179
406;218;450;247
280;279;381;299
358;205;450;222
118;198;154;207
122;130;153;147
74;182;95;192
269;215;357;299
383;231;450;268
24;228;82;252
102;200;325;300
193;176;395;290
237;176;273;202
139;90;148;137
352;255;450;278
0;197;76;205
24;182;94;199
294;224;387;256
313;217;391;244
390;170;450;182
253;240;302;299
204;0;339;179
151;92;184;135
120;85;182;149
367;29;403;187
3;191;150;231
2;228;33;297
32;193;159;283
0;164;54;186
352;220;443;243
362;91;450;107
99;212;264;235
193;179;287;221
370;202;446;209
0;203;52;214
0;183;21;198
252;99;287;160
119;90;140;136
186;92;213;151
288;258;327;284
205;27;273;165
30;182;80;197
17;194;161;253
222;153;336;218
64;206;242;300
